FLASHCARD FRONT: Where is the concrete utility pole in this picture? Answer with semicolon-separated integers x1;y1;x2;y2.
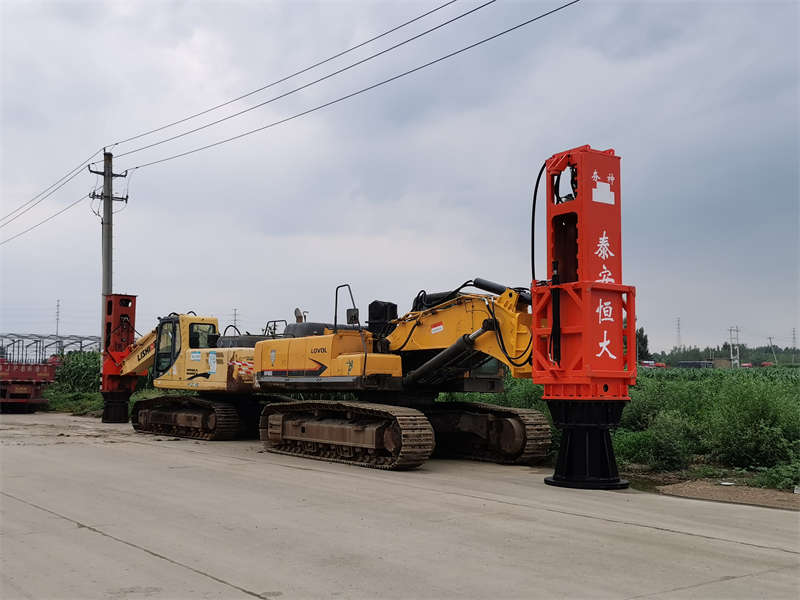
675;317;681;349
55;299;60;336
793;328;797;365
728;326;740;368
89;152;127;350
767;336;779;365
233;308;239;329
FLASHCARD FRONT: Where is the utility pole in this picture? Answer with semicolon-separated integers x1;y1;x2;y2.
793;328;797;365
89;152;127;350
767;336;779;365
55;299;60;336
232;308;239;329
675;317;681;349
728;326;740;368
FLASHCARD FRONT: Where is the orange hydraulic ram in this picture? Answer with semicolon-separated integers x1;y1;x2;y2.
531;145;636;489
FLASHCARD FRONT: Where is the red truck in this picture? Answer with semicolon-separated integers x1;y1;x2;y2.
0;357;59;412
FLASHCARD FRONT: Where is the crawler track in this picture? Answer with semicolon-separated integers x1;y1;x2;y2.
424;401;551;465
260;400;434;470
131;397;241;440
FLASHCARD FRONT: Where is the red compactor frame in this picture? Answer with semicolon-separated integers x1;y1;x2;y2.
100;294;139;423
531;145;636;489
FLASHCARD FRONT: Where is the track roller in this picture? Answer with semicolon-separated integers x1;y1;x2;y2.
423;401;551;464
131;397;241;440
260;400;435;470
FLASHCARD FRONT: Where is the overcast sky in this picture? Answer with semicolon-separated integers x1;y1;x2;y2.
1;0;798;352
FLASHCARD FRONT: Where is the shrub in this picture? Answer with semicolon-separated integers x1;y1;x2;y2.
646;410;694;470
44;389;103;415
748;459;800;491
701;376;798;468
612;428;653;465
613;410;693;471
616;368;799;473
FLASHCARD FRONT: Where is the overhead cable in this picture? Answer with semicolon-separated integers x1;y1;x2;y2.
4;4;461;219
4;1;582;246
0;148;101;226
127;0;582;171
112;0;496;160
0;194;90;246
108;0;461;148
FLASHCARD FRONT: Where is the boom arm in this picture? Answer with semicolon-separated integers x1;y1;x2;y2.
386;286;532;379
118;328;157;376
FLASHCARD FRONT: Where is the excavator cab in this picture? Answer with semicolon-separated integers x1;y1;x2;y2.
153;316;181;378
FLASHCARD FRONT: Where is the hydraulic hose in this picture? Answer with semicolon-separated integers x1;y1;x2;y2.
531;162;546;282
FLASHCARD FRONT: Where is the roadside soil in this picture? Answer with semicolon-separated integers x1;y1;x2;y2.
623;469;800;511
658;479;799;511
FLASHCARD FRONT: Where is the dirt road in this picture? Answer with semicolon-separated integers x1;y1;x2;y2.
1;413;798;599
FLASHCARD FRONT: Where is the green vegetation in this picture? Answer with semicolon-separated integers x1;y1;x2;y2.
443;366;800;490
43;351;164;416
614;368;799;477
52;351;101;391
43;351;102;414
749;460;800;491
636;327;652;362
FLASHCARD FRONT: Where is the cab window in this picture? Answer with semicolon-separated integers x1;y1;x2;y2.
189;323;217;348
155;321;176;374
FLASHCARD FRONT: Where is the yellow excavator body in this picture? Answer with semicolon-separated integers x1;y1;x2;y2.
252;291;531;384
253;329;402;381
114;279;550;463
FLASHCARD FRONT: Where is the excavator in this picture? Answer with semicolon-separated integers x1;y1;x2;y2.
100;279;551;470
101;145;637;488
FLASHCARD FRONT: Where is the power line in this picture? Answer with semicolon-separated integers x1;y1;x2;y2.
0;148;101;227
126;0;582;171
113;0;496;161
0;194;90;246
4;4;461;225
739;327;792;342
2;1;581;246
108;0;460;148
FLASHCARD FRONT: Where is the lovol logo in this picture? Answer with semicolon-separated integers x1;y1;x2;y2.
310;347;327;355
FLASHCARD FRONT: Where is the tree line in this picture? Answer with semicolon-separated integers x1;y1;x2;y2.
636;327;798;366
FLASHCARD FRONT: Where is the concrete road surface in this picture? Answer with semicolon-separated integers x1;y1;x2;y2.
1;413;798;599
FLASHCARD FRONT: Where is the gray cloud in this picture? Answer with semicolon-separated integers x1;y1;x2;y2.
1;0;798;352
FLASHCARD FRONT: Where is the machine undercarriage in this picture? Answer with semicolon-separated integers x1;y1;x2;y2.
130;396;262;440
128;391;551;470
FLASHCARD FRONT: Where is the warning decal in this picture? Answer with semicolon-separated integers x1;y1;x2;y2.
430;322;444;335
